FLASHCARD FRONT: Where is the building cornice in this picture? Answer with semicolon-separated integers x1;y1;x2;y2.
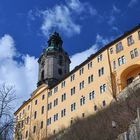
49;23;140;89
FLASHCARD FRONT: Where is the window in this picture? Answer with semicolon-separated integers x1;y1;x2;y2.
35;100;37;105
48;90;52;97
71;103;76;112
138;31;140;40
58;68;63;75
41;70;44;80
54;113;58;122
82;113;85;118
130;48;138;59
41;106;44;114
61;81;66;88
54;86;58;93
25;130;28;138
102;100;106;107
34;111;37;119
58;55;63;66
79;67;84;75
97;54;102;62
110;48;113;54
53;130;56;134
88;61;92;69
48;102;52;111
42;94;45;100
88;75;93;84
21;120;24;128
70;74;75;81
79;81;84;90
80;96;85;106
118;56;125;66
41;121;43;129
26;116;29;124
100;84;107;93
98;67;104;77
89;91;95;100
127;35;134;46
28;105;30;110
33;126;36;133
54;98;58;107
116;42;123;53
61;93;66;102
47;118;51;126
61;109;66;117
113;60;116;70
71;87;75;96
94;105;97;111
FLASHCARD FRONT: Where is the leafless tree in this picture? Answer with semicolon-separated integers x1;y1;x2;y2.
0;83;16;139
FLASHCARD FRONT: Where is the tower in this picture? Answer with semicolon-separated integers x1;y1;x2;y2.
37;32;71;87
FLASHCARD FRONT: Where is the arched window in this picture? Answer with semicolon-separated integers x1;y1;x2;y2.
41;70;44;80
58;69;63;75
58;55;63;66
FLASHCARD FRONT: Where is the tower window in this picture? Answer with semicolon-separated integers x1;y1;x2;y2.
41;70;44;80
58;55;63;66
58;68;63;75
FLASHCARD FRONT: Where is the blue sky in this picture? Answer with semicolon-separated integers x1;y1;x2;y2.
0;0;140;107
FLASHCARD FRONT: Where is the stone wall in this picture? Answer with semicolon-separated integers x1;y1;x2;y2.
117;108;140;140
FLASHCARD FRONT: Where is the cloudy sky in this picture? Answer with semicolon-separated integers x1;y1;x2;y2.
0;0;140;108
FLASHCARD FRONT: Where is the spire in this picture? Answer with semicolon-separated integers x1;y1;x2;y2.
46;32;63;53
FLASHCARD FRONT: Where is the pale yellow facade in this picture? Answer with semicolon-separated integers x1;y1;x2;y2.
14;25;140;140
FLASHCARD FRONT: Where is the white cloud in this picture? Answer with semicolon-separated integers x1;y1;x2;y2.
39;0;97;37
112;5;120;13
0;35;38;109
108;15;116;25
41;5;81;37
67;0;97;15
128;0;138;7
107;5;120;25
70;34;110;70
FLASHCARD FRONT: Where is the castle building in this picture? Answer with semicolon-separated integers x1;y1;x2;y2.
14;24;140;140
